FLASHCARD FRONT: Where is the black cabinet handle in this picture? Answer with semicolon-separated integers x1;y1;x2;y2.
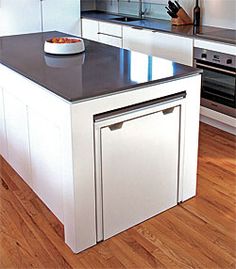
162;107;175;115
109;122;123;131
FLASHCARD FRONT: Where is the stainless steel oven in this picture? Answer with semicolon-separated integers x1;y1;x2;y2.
194;48;236;118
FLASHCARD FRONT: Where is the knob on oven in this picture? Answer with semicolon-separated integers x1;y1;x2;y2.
201;53;207;59
226;59;232;64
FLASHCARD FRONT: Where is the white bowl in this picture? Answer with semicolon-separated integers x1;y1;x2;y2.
44;37;85;55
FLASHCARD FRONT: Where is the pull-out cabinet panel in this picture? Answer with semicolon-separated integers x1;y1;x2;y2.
98;34;122;48
99;22;122;37
95;94;185;241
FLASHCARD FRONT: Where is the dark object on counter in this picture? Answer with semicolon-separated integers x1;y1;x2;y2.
166;1;192;25
167;10;178;18
174;1;181;9
193;0;200;26
168;0;179;14
165;6;178;18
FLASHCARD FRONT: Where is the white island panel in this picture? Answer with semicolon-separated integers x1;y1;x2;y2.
0;59;201;253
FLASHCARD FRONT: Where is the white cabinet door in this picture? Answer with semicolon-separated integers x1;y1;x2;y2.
123;26;154;55
0;87;7;159
98;105;180;240
152;32;193;66
42;0;80;36
0;0;41;36
98;34;122;48
28;109;64;222
99;22;122;37
123;26;193;66
98;22;122;48
82;19;99;41
3;91;31;186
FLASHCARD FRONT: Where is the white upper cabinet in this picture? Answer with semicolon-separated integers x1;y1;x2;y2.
0;0;41;36
42;0;81;36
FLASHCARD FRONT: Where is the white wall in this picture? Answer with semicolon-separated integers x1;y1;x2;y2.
179;0;236;29
153;0;236;29
201;0;236;29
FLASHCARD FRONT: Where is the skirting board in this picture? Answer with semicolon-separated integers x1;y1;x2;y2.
200;106;236;135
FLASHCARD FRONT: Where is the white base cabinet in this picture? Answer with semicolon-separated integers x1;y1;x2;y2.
122;27;154;55
98;34;122;48
81;19;193;65
123;26;193;66
3;91;31;186
95;100;183;240
82;19;123;48
82;18;99;41
28;109;64;221
0;87;7;159
152;31;193;66
0;63;201;253
0;65;72;223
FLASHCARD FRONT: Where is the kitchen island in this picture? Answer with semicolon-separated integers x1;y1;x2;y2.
0;31;201;253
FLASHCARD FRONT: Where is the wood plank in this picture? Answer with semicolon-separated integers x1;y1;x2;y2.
0;122;236;268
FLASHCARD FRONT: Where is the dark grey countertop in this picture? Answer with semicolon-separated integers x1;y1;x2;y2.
82;11;236;45
0;31;201;103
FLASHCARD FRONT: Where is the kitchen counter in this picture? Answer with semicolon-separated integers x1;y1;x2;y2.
0;31;200;102
82;10;236;45
0;31;202;254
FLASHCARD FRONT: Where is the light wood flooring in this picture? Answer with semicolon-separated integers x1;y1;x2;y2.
0;122;236;269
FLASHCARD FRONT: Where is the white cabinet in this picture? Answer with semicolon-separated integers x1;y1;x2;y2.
123;26;154;55
0;87;7;159
42;0;81;36
152;31;193;66
95;97;184;240
98;34;122;48
123;26;193;66
3;91;32;186
0;0;41;36
0;0;80;37
82;19;122;48
0;64;71;223
81;19;193;64
99;21;122;37
28;109;64;222
82;19;99;41
98;22;122;48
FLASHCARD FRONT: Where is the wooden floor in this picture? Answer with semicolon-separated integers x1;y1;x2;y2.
0;122;236;269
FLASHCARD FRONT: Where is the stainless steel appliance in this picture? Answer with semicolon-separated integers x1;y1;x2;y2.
194;48;236;118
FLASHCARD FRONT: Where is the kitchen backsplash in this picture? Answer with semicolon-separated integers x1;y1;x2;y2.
81;0;170;20
81;0;236;29
81;0;96;11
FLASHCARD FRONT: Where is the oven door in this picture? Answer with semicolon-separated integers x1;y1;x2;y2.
195;61;236;117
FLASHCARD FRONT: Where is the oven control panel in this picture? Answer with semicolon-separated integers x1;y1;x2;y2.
194;48;236;69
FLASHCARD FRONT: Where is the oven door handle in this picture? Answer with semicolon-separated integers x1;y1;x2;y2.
196;62;236;76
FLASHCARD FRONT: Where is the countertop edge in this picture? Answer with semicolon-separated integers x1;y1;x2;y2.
0;60;202;104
